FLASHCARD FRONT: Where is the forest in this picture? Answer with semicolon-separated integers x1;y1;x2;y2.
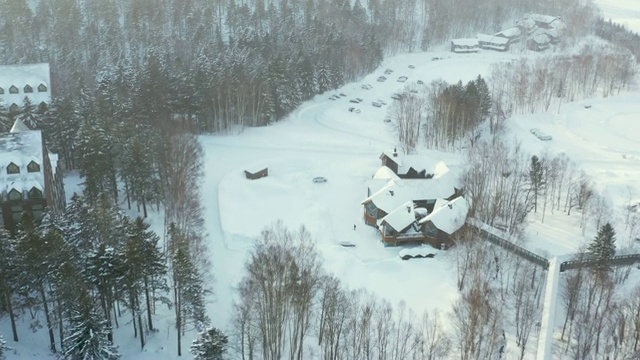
2;0;640;358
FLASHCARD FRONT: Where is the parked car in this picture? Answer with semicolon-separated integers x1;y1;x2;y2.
355;97;363;102
361;84;373;90
397;76;408;83
417;80;424;85
391;93;403;100
329;94;340;100
537;134;553;141
377;99;387;105
384;68;393;75
348;107;361;114
339;93;347;97
349;99;359;103
530;128;540;135
339;241;356;247
377;76;387;82
372;102;382;108
313;176;327;183
431;57;441;61
408;64;415;69
383;118;392;123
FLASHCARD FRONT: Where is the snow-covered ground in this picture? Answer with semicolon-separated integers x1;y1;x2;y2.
594;0;640;34
4;5;640;355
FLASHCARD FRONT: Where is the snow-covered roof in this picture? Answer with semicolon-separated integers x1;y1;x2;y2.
477;34;510;45
10;118;31;132
0;63;51;108
373;165;401;181
381;151;451;178
419;196;469;234
496;27;522;38
451;38;479;47
361;178;457;214
531;33;551;44
0;127;46;198
528;13;560;25
519;18;537;30
379;200;417;232
545;28;561;38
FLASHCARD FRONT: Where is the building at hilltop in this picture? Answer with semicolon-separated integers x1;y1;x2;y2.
0;63;51;115
0;118;65;230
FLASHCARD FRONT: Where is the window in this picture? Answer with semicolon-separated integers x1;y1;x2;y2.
29;187;43;199
37;83;47;92
9;85;18;94
27;161;40;173
24;85;33;93
8;189;22;201
6;162;20;174
0;87;4;95
38;102;48;113
11;205;23;223
365;202;378;217
424;221;438;237
31;204;44;222
9;103;19;113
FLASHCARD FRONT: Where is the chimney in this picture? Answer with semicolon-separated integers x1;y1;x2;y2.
407;205;411;213
393;147;397;157
447;203;453;209
389;190;394;196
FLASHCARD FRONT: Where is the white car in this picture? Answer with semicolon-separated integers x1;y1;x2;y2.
348;107;361;114
377;76;387;82
397;76;408;83
530;128;540;135
372;102;382;107
537;134;553;141
408;64;415;69
361;84;373;90
384;68;393;75
313;177;327;183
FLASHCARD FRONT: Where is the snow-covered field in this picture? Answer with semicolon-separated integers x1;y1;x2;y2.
3;2;640;357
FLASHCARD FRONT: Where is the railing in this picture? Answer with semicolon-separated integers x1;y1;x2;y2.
467;218;640;273
559;254;640;272
468;219;550;270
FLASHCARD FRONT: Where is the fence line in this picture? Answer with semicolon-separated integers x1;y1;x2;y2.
466;217;640;273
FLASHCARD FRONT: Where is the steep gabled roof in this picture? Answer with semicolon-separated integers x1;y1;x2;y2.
373;165;401;181
361;178;457;214
10;118;31;133
379;201;417;232
419;196;469;234
477;34;510;45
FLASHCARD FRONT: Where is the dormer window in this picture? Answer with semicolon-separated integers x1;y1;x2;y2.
29;187;43;199
9;85;18;94
0;86;4;95
27;161;40;173
9;103;19;113
6;162;20;174
24;85;33;93
8;188;22;201
38;84;47;92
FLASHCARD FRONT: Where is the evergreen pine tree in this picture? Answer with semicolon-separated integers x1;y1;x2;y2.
190;327;228;360
0;102;10;132
63;290;120;360
0;228;19;342
14;213;57;353
529;155;545;212
18;96;40;129
0;332;9;359
588;223;617;267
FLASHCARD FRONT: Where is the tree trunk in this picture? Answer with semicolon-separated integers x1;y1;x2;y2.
39;285;56;353
137;294;145;350
175;285;182;356
3;290;19;342
144;276;154;331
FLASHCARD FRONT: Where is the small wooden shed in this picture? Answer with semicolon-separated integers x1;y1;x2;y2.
244;167;268;180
